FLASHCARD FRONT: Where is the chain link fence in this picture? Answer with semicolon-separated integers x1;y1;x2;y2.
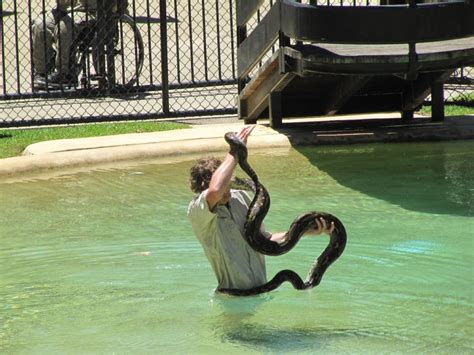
0;0;472;128
0;0;238;127
444;66;474;104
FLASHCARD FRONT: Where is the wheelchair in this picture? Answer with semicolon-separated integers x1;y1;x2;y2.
70;12;144;89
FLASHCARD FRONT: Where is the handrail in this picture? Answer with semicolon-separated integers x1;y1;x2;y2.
237;0;265;27
280;0;473;44
237;0;474;79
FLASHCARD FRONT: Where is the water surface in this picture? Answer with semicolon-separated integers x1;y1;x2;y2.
1;140;473;353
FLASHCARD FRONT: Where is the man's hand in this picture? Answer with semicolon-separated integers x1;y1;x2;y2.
207;125;256;210
308;216;335;236
236;125;255;145
271;217;334;244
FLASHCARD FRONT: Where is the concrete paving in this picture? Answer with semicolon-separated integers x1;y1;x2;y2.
1;112;474;180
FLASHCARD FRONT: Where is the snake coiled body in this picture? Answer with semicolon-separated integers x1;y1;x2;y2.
219;132;347;296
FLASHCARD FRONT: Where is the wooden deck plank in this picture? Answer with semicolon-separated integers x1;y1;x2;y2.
292;37;474;73
240;37;474;101
238;37;473;121
239;51;280;101
313;37;474;57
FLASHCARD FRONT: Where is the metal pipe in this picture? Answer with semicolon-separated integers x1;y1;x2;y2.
105;0;116;90
173;0;181;83
187;0;195;81
146;0;154;83
201;0;208;81
41;0;49;88
229;0;236;79
13;0;20;93
27;0;34;94
160;0;170;113
215;0;222;80
131;0;139;85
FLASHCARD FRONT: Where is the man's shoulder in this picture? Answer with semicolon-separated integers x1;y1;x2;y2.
187;190;215;221
188;190;206;210
230;189;252;207
231;189;248;196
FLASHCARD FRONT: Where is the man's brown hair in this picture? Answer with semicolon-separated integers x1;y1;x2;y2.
189;157;222;193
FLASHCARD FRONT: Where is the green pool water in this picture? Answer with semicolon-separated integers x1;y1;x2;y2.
1;140;473;353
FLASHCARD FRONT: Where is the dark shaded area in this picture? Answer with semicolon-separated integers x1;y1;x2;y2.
294;140;474;217
133;15;177;24
1;10;16;18
34;12;177;24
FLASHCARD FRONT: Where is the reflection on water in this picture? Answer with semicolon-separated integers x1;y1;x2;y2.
218;322;329;352
0;141;473;353
390;239;436;255
211;294;333;352
217;322;397;353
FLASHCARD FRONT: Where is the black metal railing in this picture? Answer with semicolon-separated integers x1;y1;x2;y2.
0;0;472;127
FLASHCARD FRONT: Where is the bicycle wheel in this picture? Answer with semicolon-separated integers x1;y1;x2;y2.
70;23;97;89
114;14;144;87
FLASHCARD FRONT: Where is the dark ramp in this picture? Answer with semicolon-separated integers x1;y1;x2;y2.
236;0;474;127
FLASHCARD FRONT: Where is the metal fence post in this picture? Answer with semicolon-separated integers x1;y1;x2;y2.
160;0;169;114
105;0;116;90
96;0;107;90
1;0;6;95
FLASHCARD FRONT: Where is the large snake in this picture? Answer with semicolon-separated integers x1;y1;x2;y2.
219;132;347;296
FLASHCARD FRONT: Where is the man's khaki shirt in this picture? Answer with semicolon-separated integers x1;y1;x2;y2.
188;189;267;290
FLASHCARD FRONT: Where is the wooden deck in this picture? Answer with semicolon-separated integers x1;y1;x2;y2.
239;36;474;126
294;37;474;75
237;0;474;127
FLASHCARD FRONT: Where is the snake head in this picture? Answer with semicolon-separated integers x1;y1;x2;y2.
224;131;248;162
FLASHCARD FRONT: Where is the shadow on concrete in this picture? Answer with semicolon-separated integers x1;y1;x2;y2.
273;115;474;146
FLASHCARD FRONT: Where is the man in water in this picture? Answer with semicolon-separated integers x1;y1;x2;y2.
187;125;334;291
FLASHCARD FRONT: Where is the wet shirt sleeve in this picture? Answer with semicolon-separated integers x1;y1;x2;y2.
187;190;217;246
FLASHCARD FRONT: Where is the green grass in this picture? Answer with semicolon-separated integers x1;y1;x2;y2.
0;121;189;159
419;93;474;117
419;103;474;117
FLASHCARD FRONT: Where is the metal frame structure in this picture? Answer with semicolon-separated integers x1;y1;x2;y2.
0;0;473;127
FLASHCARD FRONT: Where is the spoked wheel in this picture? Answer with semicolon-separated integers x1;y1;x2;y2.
114;14;144;88
70;15;144;90
70;23;99;89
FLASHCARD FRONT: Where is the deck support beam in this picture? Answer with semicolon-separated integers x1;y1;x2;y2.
431;82;445;122
269;91;283;128
324;75;371;115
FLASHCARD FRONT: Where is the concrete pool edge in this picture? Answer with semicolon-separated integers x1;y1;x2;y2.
0;123;291;179
1;114;474;179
